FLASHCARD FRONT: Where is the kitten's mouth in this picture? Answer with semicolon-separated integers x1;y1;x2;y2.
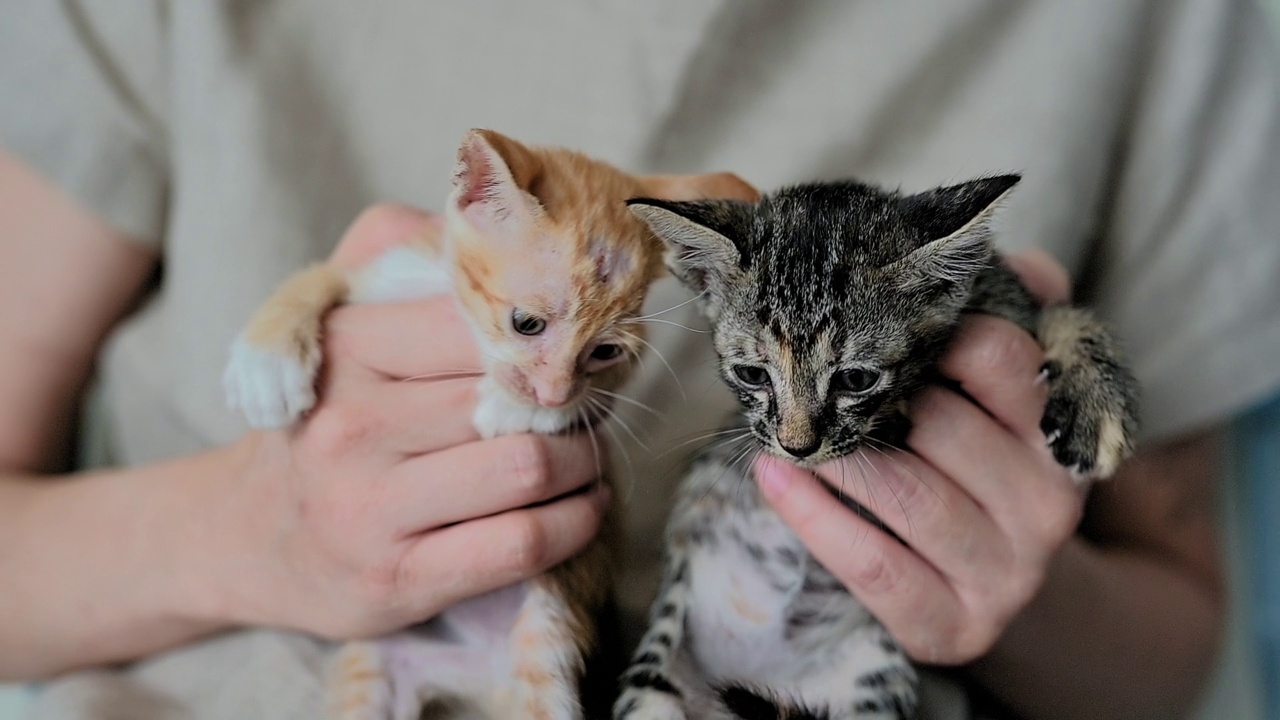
751;431;868;470
751;432;833;469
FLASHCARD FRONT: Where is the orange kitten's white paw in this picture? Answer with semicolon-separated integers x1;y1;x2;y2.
223;334;320;429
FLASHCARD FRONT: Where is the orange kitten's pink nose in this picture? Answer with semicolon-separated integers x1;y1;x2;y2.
532;377;577;408
535;388;571;408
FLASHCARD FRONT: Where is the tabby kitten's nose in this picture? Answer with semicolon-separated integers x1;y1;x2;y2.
780;438;821;459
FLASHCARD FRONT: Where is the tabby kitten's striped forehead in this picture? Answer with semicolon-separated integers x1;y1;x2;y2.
629;175;1019;464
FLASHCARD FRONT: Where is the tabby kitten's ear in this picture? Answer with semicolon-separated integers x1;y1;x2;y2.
449;128;545;232
890;174;1021;288
625;198;751;298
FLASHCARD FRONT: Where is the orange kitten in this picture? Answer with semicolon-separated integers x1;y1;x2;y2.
222;129;757;719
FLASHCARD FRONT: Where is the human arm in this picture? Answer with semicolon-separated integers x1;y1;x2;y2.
755;250;1224;719
967;429;1223;718
0;154;609;680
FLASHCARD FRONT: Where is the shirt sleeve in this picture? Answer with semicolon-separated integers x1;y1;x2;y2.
1081;0;1280;443
0;0;169;248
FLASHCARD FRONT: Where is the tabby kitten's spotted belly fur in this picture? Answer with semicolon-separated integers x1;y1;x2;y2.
617;448;916;720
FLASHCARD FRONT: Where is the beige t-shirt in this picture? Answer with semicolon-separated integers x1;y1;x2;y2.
4;1;1280;718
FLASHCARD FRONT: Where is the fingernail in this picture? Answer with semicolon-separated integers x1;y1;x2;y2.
755;457;794;498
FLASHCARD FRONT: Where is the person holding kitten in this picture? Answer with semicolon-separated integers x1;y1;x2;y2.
2;2;1279;720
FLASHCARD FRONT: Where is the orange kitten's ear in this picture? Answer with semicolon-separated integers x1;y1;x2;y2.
450;129;544;231
637;172;760;203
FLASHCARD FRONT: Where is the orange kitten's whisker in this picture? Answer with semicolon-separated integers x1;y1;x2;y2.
585;395;649;453
589;387;661;417
396;369;485;383
620;331;686;400
589;404;636;503
632;291;707;322
576;405;605;486
635;318;709;334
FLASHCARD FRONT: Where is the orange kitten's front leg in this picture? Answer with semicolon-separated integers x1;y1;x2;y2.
224;232;448;429
223;263;349;428
502;537;614;720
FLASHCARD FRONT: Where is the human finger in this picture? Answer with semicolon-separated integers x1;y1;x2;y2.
304;378;482;462
754;456;965;662
813;448;1006;581
387;433;605;535
937;315;1048;447
906;386;1079;537
1003;247;1071;305
324;295;482;381
329;203;446;270
400;481;611;613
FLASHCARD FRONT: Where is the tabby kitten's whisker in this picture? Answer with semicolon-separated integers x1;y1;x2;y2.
863;437;946;507
693;435;754;507
658;427;753;458
857;448;918;543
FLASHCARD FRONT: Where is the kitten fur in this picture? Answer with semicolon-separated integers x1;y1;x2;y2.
222;128;758;720
614;176;1140;719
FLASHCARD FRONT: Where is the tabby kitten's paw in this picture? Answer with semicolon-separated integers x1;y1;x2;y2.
223;334;320;429
613;689;687;720
1038;359;1135;482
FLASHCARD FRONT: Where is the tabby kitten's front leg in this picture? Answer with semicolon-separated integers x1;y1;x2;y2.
1035;304;1139;481
612;549;695;720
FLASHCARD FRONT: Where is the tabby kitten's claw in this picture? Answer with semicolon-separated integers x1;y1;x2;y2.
1038;358;1135;482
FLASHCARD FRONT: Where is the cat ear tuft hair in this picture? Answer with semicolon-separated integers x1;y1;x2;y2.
626;198;746;295
891;174;1021;287
450;128;544;227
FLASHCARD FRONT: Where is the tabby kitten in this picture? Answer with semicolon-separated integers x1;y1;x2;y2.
222;128;756;719
613;175;1140;719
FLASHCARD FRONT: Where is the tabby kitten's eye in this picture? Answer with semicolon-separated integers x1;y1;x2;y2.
733;365;771;387
833;368;881;394
590;343;623;361
511;309;546;336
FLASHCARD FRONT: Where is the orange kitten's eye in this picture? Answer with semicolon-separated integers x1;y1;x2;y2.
511;309;546;336
590;343;623;361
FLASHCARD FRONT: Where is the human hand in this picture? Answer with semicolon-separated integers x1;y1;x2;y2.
754;248;1081;664
196;204;609;640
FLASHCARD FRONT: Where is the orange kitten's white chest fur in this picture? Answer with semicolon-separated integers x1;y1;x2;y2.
221;128;757;720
